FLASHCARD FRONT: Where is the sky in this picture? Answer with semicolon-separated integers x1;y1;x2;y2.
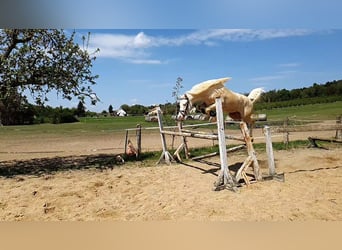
2;1;341;112
2;0;341;29
49;29;342;112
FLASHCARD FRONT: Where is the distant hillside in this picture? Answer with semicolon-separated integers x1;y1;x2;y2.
255;80;342;110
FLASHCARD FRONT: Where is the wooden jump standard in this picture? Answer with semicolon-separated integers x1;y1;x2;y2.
156;98;275;191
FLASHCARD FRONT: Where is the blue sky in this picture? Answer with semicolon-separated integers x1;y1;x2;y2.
49;29;342;112
2;1;341;112
3;0;341;29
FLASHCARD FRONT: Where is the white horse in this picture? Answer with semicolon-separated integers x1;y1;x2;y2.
177;77;264;125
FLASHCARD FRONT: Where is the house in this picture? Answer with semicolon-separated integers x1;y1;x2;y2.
116;109;127;117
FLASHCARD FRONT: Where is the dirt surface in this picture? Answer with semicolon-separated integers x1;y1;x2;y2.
0;126;341;221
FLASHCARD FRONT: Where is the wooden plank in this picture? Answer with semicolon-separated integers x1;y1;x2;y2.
161;129;245;142
308;137;342;143
161;130;218;139
173;142;185;162
191;152;219;161
191;145;245;161
178;121;189;159
273;123;342;133
181;128;245;141
227;144;246;153
240;122;262;181
308;136;342;148
235;155;253;183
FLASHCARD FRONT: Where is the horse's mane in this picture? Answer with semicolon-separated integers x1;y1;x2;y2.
187;77;231;96
247;87;265;102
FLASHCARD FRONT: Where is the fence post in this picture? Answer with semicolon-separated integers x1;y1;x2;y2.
124;129;129;157
136;124;142;158
283;117;289;148
336;115;342;140
156;107;174;164
264;126;276;176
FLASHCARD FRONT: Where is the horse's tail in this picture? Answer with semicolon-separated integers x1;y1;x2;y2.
248;87;265;103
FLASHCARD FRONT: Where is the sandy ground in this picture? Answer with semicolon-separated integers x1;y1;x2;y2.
0;126;341;221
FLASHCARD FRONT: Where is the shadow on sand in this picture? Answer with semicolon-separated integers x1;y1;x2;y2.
0;154;124;178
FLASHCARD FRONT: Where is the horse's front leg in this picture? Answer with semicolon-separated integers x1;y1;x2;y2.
203;103;218;122
204;103;217;117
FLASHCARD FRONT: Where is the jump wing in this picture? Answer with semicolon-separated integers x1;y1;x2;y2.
188;77;231;96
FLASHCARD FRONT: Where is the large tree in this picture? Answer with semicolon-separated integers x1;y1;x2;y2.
0;29;99;125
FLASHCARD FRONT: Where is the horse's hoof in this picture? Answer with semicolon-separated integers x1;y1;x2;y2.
209;110;216;117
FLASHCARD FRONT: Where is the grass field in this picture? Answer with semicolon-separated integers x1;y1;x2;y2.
257;101;342;121
0;101;341;138
0;116;156;138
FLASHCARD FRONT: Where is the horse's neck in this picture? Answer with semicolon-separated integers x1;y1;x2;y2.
186;93;204;106
186;92;195;105
234;92;251;105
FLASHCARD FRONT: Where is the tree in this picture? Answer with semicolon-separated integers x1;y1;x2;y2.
75;101;86;117
172;77;183;101
0;29;99;125
172;76;183;116
120;104;130;114
108;104;114;115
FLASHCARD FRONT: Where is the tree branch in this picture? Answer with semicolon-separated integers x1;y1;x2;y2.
3;30;33;59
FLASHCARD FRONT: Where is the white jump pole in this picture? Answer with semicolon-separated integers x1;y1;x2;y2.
156;107;174;165
214;98;237;191
264;126;276;176
263;125;285;182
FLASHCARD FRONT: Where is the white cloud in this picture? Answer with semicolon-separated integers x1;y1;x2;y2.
250;75;285;82
148;29;313;46
277;70;298;75
125;59;164;65
89;33;149;59
87;29;315;63
277;62;301;67
147;83;173;88
133;32;152;48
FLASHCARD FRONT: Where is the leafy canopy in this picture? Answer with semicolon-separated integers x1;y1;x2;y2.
0;29;99;105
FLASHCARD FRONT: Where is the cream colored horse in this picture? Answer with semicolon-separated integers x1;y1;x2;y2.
177;77;264;125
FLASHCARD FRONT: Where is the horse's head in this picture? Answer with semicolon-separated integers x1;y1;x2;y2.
176;94;191;121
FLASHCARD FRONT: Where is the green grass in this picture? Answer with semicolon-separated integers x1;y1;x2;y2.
0;116;162;138
257;101;342;121
1;101;341;139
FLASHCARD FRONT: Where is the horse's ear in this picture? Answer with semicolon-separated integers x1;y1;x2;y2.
223;77;232;85
178;94;187;101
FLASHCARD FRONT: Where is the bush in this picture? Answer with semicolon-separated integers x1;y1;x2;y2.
52;109;79;124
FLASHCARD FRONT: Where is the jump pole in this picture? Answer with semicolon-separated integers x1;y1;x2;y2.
213;98;237;191
156;107;175;165
264;126;275;176
262;125;285;182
